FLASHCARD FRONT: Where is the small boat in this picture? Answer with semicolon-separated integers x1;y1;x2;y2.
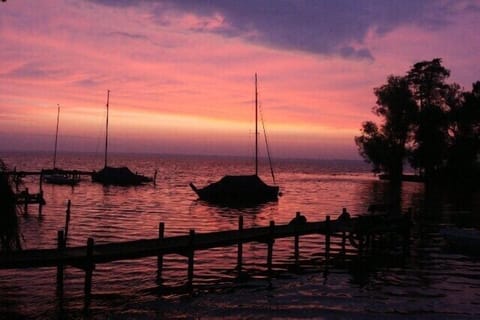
43;169;81;186
92;166;152;186
92;90;152;186
190;74;279;206
190;175;278;206
43;105;81;185
440;226;480;255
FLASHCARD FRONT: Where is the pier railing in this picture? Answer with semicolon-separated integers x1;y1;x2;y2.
0;210;411;298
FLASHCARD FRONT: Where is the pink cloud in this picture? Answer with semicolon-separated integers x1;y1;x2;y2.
1;0;479;159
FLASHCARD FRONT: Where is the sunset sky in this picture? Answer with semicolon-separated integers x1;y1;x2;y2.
1;0;479;159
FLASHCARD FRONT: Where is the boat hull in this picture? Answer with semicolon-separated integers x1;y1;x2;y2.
43;169;81;186
92;166;152;186
190;175;279;207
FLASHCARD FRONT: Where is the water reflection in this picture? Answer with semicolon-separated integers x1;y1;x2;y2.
2;153;480;318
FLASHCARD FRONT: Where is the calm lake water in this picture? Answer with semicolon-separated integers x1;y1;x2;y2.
1;151;479;319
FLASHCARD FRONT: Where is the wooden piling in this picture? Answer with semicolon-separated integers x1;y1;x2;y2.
24;188;29;214
237;216;243;273
267;221;275;275
84;238;94;296
56;230;65;295
294;212;300;265
325;216;331;261
187;229;195;287
38;196;43;216
157;222;165;282
64;200;71;245
39;170;43;192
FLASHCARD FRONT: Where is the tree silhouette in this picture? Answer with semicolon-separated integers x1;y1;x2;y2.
356;58;479;185
446;82;480;182
0;159;21;252
407;59;451;181
355;76;416;181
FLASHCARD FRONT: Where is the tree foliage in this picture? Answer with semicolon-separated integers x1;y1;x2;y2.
356;58;480;185
0;159;21;252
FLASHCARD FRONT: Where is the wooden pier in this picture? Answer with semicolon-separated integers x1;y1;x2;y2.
0;211;411;298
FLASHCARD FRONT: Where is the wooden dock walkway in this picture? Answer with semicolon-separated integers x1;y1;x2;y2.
0;211;411;298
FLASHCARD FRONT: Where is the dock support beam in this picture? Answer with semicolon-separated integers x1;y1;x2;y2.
64;200;71;245
325;216;331;262
157;222;165;283
24;188;29;214
237;216;243;274
56;230;65;296
84;238;94;296
294;212;300;265
267;221;275;276
187;229;195;288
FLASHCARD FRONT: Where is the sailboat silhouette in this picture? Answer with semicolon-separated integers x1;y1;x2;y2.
190;74;279;206
91;90;152;186
43;105;81;185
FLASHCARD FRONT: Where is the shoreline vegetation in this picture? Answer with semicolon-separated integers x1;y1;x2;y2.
0;159;21;252
355;58;480;188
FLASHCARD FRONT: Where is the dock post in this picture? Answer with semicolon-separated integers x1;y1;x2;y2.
325;216;331;262
39;170;43;192
187;229;195;288
84;238;95;297
14;167;19;191
294;212;300;265
56;230;65;296
64;200;71;245
341;231;346;257
237;216;243;273
38;192;44;216
267;220;275;276
157;222;165;283
24;188;29;214
38;172;44;216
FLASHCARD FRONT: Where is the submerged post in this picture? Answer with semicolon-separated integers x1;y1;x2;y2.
157;222;165;282
84;237;94;296
187;229;195;288
237;216;244;273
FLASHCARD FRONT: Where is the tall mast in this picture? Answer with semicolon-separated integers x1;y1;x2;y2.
53;104;60;169
255;73;258;176
104;90;110;168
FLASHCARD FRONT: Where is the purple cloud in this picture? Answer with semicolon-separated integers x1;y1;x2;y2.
89;0;461;60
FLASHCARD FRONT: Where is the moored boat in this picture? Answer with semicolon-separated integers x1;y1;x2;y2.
92;90;152;186
190;74;279;206
43;105;81;185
